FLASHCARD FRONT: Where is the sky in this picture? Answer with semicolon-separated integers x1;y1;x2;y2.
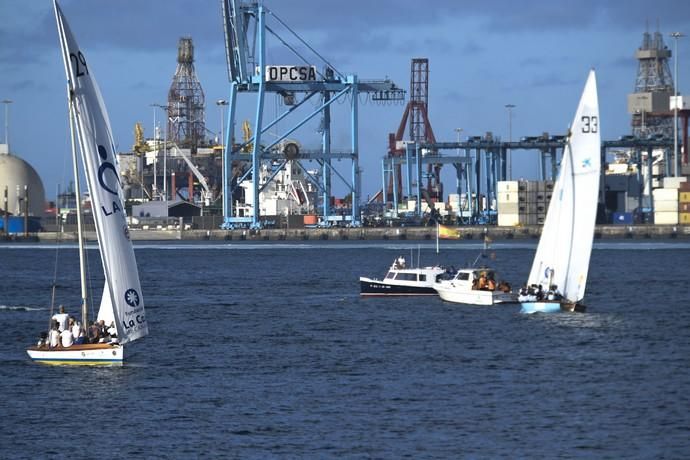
1;0;690;202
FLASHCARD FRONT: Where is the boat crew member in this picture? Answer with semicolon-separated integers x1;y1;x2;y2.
48;323;60;348
51;305;69;332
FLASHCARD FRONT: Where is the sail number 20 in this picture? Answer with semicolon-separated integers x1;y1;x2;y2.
581;116;598;133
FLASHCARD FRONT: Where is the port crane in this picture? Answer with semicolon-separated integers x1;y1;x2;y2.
219;0;404;228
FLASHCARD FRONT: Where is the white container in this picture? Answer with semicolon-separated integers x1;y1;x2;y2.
448;193;460;203
497;191;519;203
654;200;679;212
652;188;678;201
654;211;679;225
662;177;688;189
497;181;519;193
497;213;520;227
498;202;520;214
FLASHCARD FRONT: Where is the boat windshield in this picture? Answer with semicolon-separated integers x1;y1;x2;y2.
385;271;396;279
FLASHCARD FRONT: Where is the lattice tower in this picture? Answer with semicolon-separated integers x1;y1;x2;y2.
409;58;429;142
167;37;206;150
631;29;674;137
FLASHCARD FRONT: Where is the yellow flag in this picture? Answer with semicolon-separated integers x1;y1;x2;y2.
438;224;461;239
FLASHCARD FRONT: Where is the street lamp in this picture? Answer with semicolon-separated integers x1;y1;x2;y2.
670;32;685;177
505;104;516;180
216;99;228;147
2;99;12;148
152;103;169;201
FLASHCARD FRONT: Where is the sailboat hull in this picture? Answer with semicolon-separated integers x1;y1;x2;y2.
520;301;584;314
26;343;123;366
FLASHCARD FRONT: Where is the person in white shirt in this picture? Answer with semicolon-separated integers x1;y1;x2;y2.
70;318;83;344
51;305;69;332
48;325;60;348
60;328;74;348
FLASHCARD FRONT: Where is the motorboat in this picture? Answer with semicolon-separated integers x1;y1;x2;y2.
434;268;517;305
359;256;447;296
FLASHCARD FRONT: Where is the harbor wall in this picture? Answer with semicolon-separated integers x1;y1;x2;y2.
28;224;690;242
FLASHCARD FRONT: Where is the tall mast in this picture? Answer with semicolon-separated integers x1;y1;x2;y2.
68;97;89;328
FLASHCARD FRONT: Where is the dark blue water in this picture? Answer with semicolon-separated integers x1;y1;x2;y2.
1;240;689;458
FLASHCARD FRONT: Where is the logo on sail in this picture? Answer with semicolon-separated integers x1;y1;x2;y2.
124;289;140;307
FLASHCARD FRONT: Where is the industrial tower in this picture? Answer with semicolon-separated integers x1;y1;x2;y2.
628;28;674;138
387;58;439;203
168;37;206;151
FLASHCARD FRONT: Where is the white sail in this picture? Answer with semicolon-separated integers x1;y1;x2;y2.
527;70;600;303
55;1;148;344
96;282;115;327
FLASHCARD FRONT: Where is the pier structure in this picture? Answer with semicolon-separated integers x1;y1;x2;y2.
219;0;404;229
383;134;567;223
384;134;680;225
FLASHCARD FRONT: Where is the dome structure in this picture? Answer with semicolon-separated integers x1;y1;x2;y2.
0;145;46;217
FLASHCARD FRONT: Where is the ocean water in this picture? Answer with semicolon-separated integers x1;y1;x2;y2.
1;240;689;458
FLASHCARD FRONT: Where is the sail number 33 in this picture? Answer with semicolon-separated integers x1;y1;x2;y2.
581;116;598;133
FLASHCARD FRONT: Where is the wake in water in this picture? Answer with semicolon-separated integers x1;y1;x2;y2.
0;305;45;312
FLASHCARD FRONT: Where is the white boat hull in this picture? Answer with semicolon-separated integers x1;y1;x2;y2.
435;284;517;306
26;344;123;366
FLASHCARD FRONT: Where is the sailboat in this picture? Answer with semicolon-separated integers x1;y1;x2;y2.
519;70;600;314
26;1;148;365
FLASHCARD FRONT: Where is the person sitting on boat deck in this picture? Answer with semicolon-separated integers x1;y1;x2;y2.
48;322;60;348
97;320;111;342
547;285;562;301
51;305;69;332
497;281;511;293
60;325;74;348
518;285;530;302
107;321;118;341
477;273;488;290
394;256;406;269
88;321;101;344
37;331;48;348
536;284;544;301
486;274;497;291
71;317;85;345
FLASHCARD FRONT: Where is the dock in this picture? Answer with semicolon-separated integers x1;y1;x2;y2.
23;224;690;242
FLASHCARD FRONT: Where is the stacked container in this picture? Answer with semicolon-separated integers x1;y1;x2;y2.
497;180;554;226
497;181;520;226
679;181;690;224
653;188;679;225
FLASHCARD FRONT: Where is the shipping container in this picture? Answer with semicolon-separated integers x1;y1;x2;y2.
680;212;690;224
497;202;520;214
680;192;690;203
0;216;42;233
654;200;679;212
497;191;519;204
497;181;519;193
654;211;679;225
497;213;520;227
662;177;688;189
652;188;678;201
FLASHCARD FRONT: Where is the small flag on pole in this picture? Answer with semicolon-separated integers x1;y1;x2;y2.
438;224;461;239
